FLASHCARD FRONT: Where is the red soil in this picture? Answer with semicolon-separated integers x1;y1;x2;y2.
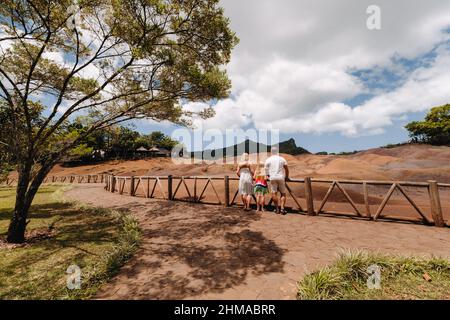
44;144;450;182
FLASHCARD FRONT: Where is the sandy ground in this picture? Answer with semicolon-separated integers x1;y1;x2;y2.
66;184;450;300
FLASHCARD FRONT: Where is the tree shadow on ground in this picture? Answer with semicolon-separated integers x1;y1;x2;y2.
98;200;286;299
0;202;77;221
1;201;120;270
146;230;285;299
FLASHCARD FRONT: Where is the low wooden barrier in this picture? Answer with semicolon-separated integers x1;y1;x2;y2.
2;174;448;227
1;174;106;187
104;174;450;228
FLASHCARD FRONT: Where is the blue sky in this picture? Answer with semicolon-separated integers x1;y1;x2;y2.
4;0;448;154
131;111;425;154
130;1;450;153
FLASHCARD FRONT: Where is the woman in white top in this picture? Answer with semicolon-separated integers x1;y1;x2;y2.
236;153;254;211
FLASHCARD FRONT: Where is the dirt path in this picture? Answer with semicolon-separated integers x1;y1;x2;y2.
65;185;450;300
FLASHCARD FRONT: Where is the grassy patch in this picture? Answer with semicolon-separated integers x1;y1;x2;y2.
298;251;450;300
0;185;141;299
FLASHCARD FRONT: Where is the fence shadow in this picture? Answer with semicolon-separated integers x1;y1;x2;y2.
97;200;286;299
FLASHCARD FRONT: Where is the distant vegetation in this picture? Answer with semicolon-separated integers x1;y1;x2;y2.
405;104;450;146
381;142;410;149
63;122;178;164
0;122;178;178
337;150;359;156
315;150;359;156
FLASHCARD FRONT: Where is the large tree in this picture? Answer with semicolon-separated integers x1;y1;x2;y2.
0;0;238;243
405;104;450;146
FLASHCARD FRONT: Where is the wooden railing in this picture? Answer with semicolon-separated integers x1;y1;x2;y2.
1;174;107;186
2;174;448;227
104;175;450;228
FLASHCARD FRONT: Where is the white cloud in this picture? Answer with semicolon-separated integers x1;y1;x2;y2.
42;51;65;65
295;46;450;136
184;0;450;136
77;63;102;80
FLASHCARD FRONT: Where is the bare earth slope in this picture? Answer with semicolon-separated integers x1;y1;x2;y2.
50;143;450;223
47;144;450;182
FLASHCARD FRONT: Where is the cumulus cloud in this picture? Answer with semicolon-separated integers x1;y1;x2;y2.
184;0;450;136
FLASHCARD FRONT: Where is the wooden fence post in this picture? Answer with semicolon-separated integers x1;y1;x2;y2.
129;176;135;196
224;175;230;207
145;178;150;198
305;177;315;215
111;175;116;193
194;177;197;202
428;180;445;227
168;175;173;200
363;182;371;219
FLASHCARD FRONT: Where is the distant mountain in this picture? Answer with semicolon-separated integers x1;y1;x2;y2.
189;138;309;159
279;138;310;155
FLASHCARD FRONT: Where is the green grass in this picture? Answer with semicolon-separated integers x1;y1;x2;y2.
0;185;141;299
298;250;450;300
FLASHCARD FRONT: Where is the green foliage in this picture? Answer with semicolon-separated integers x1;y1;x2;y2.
68;144;94;158
405;104;450;145
135;131;178;150
109;126;140;153
381;142;409;149
298;251;450;300
0;0;238;242
63;121;178;161
0;102;15;181
103;214;142;274
337;150;359;156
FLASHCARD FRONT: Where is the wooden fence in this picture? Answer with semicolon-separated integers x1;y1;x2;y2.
1;174;106;187
104;175;450;228
2;174;448;227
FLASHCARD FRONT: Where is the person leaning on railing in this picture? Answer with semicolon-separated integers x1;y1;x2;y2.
264;146;289;215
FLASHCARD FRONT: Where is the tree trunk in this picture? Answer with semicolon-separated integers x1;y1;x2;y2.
7;168;32;243
6;161;53;243
7;206;29;243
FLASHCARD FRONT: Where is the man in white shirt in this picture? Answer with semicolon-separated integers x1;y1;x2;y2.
264;146;289;214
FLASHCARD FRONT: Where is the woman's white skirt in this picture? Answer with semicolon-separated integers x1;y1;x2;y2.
239;172;253;195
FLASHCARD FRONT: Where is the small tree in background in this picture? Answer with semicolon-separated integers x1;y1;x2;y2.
0;102;15;182
405;104;450;146
0;0;238;243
